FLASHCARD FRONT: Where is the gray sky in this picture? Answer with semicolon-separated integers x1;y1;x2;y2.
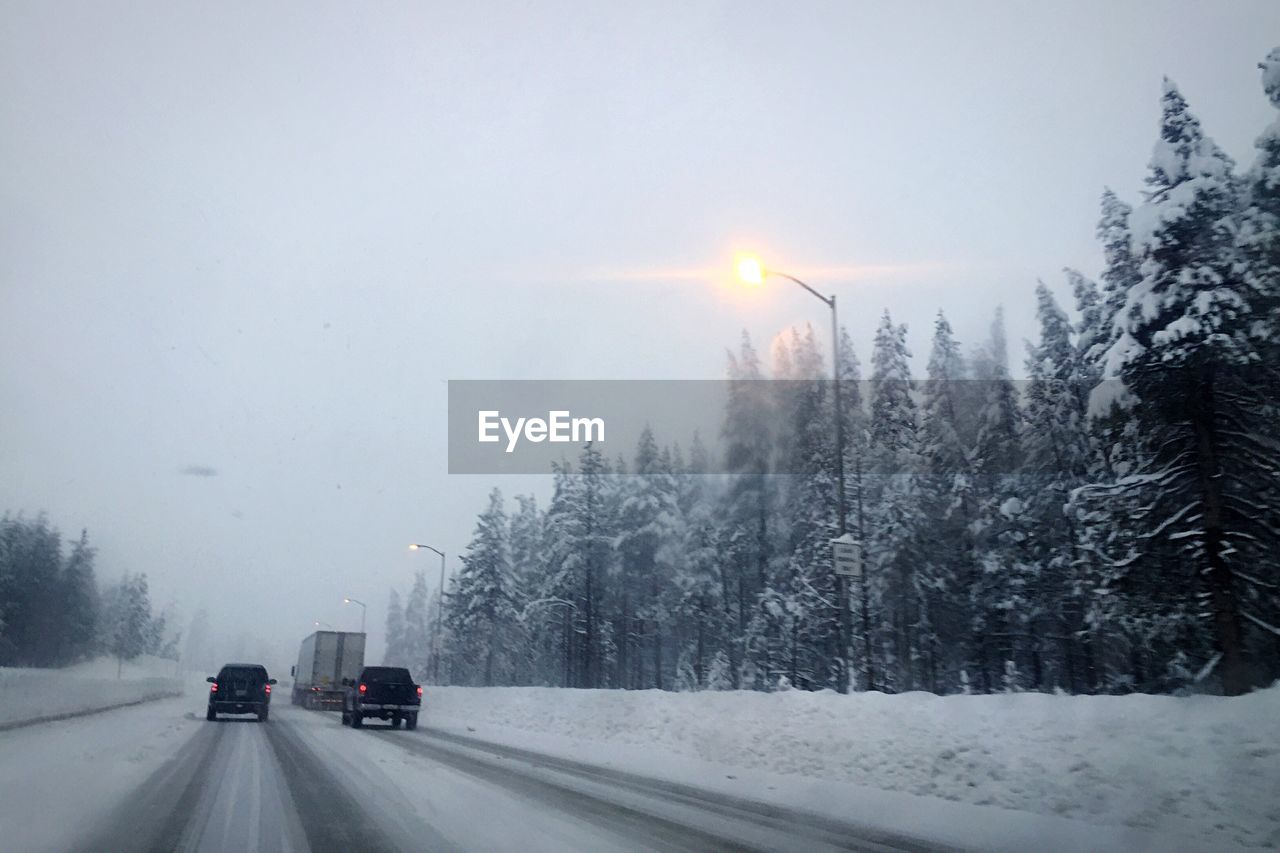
3;1;1278;667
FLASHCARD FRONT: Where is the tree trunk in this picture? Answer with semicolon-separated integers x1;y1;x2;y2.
1192;372;1247;695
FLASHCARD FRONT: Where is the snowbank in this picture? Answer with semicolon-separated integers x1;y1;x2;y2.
422;685;1280;850
0;656;184;729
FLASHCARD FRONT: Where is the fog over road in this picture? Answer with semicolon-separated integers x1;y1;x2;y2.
6;694;926;853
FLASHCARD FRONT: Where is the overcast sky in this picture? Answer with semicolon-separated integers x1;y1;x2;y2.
3;1;1278;668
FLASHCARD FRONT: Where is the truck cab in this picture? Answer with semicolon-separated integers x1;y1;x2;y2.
341;666;421;730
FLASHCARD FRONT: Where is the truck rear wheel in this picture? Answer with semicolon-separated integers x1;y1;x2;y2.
391;717;402;728
404;713;418;731
258;707;269;722
351;711;363;729
206;707;216;722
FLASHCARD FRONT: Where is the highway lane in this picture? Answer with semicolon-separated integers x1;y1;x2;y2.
59;702;936;852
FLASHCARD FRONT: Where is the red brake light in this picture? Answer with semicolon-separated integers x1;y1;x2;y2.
210;684;217;693
358;683;367;693
264;684;271;694
416;686;422;696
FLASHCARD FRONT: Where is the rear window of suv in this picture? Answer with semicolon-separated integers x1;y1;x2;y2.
218;666;268;682
362;667;413;684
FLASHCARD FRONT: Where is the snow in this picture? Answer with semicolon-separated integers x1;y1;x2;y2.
0;691;202;853
0;655;183;728
420;685;1280;850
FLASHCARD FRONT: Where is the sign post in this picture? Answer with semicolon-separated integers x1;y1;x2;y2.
831;533;862;579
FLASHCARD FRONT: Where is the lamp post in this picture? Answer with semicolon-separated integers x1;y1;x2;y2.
737;256;855;693
410;543;446;684
343;597;367;634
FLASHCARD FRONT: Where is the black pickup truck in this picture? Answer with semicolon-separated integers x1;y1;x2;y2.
207;663;276;722
341;666;421;729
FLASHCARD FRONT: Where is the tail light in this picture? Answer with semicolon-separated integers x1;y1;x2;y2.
264;684;271;695
210;684;218;693
416;686;423;697
358;683;367;694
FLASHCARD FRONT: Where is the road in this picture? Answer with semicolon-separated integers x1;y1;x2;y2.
1;695;940;853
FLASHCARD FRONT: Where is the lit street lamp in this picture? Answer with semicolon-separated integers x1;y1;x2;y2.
409;543;447;685
736;255;857;693
343;597;367;634
314;620;334;630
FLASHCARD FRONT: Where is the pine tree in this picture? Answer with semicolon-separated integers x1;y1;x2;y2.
617;427;681;689
402;571;431;682
448;488;516;686
59;529;99;664
917;311;982;691
507;494;545;684
1102;80;1274;693
1021;284;1100;690
383;588;407;667
720;332;773;688
867;312;923;691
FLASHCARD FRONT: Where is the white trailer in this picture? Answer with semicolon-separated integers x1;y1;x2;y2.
291;630;365;709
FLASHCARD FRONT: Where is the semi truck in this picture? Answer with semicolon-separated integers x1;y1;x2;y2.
291;630;365;709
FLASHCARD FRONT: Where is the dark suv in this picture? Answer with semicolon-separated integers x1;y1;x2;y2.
207;663;277;722
341;666;421;729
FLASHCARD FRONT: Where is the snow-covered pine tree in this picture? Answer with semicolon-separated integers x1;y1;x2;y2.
616;426;681;689
104;573;153;678
1022;284;1097;691
761;326;838;691
917;311;979;691
719;331;774;688
448;488;516;686
969;308;1030;688
867;311;924;692
507;493;545;684
1101;80;1275;693
672;441;724;690
837;325;876;691
1232;48;1280;674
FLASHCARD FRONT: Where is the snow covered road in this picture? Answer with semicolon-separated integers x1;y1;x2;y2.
3;696;937;852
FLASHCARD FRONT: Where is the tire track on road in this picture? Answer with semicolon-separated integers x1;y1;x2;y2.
264;714;415;853
72;719;227;853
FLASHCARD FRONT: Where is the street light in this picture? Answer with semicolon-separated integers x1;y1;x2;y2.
409;543;447;685
735;255;855;692
343;597;367;634
314;620;334;630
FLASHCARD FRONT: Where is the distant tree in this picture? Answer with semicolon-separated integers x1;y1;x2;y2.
183;610;213;674
103;573;154;677
382;588;407;667
59;530;99;664
401;572;431;682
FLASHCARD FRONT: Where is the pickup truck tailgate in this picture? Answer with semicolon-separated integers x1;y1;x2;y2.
364;683;419;706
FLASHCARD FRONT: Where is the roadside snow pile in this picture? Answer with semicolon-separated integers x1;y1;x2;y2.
424;685;1280;850
0;656;183;728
